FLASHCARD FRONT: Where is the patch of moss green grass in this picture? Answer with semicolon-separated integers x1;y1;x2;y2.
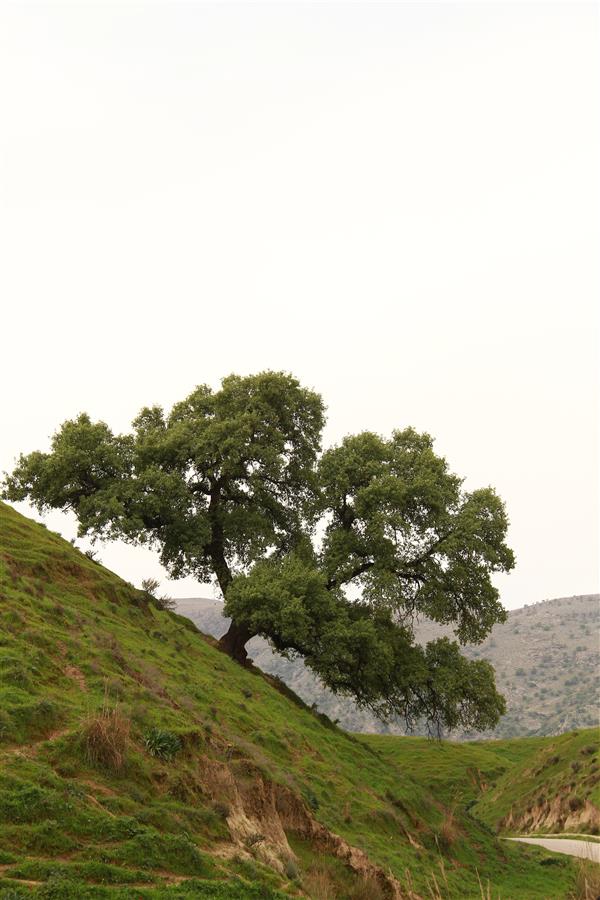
0;501;594;898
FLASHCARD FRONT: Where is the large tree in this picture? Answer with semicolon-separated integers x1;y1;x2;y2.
3;371;515;733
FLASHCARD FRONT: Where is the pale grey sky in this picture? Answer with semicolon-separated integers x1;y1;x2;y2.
1;2;598;610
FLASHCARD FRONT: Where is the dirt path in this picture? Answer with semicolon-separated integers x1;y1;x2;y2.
506;836;600;862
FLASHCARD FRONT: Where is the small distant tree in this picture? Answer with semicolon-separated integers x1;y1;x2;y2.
141;577;160;596
141;578;175;612
3;371;515;733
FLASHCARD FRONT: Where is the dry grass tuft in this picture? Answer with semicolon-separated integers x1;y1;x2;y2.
303;864;337;900
80;703;130;771
571;859;600;900
303;864;387;900
435;805;459;854
347;873;387;899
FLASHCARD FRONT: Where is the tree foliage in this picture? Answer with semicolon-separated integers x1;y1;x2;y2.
3;371;514;733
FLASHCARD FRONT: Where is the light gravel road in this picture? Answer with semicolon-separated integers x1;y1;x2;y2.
506;837;599;862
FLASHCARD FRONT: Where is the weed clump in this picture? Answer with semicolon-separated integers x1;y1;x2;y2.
348;874;387;900
80;705;130;771
144;727;182;760
284;857;299;880
141;577;175;611
213;801;231;819
0;709;13;741
573;859;600;900
302;861;337;899
435;807;459;854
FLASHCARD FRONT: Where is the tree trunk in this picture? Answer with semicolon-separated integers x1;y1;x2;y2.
218;620;253;664
206;484;254;664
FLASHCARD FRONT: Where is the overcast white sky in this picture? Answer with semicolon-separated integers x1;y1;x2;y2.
1;2;598;610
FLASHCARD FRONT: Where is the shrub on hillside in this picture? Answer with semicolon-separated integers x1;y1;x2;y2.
144;727;182;761
80;705;130;771
85;548;102;564
141;578;175;612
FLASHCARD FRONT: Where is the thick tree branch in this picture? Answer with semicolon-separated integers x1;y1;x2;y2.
326;559;374;590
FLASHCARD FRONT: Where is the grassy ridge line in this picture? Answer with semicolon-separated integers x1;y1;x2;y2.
0;501;589;898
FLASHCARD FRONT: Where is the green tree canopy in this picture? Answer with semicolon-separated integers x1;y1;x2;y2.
3;371;515;733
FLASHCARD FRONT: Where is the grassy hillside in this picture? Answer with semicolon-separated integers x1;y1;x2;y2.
175;593;600;739
364;731;600;836
0;502;597;899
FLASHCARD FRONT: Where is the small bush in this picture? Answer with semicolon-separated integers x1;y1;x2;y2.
213;801;231;819
0;709;13;742
245;832;265;847
304;787;319;811
35;698;55;717
141;578;175;611
85;549;102;564
144;727;182;760
568;795;585;811
80;705;130;771
348;875;387;900
284;857;299;880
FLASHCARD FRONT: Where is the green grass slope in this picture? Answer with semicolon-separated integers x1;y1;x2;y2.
0;501;596;899
472;732;599;835
364;731;599;835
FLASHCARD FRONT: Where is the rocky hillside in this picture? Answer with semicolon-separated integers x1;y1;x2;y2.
175;593;599;740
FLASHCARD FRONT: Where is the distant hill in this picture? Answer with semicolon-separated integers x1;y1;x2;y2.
175;593;600;740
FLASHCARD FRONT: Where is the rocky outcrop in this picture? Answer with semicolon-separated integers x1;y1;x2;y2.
501;794;600;835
